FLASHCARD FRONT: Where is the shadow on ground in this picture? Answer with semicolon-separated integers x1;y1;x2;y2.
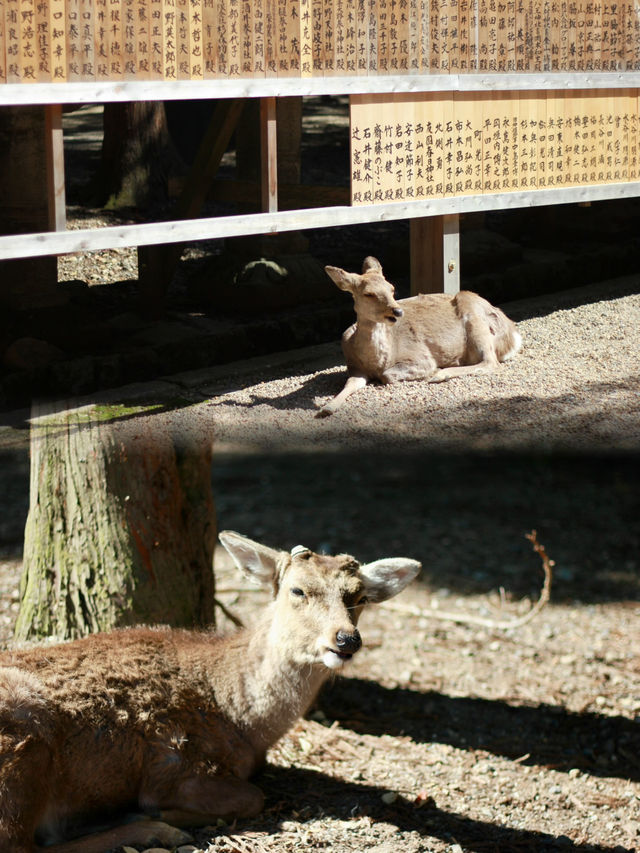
256;764;630;852
318;678;640;783
212;450;640;606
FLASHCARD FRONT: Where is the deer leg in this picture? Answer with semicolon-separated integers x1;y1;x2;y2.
37;818;193;853
162;773;265;821
381;359;438;384
427;362;497;382
317;375;367;417
428;318;499;383
38;776;263;853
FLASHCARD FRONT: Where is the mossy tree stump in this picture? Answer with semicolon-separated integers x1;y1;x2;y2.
15;400;217;642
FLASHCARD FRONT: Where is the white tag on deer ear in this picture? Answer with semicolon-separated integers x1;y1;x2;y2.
291;545;311;557
219;531;280;587
359;558;421;603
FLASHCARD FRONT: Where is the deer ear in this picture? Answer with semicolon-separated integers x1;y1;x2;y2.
359;558;421;603
362;256;383;274
219;531;280;586
325;265;361;292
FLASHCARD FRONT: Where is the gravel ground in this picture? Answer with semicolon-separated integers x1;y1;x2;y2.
1;271;639;853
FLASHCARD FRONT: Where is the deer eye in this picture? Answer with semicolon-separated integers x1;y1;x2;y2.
291;587;306;598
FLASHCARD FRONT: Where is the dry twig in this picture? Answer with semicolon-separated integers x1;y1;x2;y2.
213;597;245;629
381;530;553;630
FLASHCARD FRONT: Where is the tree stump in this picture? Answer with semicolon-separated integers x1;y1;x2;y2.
15;401;217;642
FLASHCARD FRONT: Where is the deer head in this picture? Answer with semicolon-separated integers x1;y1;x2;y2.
219;531;420;670
325;256;404;324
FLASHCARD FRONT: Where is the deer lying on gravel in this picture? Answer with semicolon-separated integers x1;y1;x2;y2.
318;256;522;416
0;531;420;853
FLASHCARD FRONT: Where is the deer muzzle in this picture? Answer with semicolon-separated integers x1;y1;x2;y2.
336;628;362;654
322;628;362;669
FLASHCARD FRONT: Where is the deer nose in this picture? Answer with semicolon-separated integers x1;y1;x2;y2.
336;629;362;654
392;307;404;318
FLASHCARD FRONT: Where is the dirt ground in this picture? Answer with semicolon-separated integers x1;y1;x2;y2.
0;101;639;853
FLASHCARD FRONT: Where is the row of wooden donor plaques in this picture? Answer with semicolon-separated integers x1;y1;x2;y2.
2;0;640;83
350;89;640;203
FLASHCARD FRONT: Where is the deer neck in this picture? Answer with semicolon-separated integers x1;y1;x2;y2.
215;612;329;755
353;317;394;372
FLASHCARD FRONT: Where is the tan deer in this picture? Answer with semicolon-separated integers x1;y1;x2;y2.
0;531;420;853
319;256;522;416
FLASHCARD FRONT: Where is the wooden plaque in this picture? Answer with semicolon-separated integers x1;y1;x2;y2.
351;88;640;203
3;0;640;83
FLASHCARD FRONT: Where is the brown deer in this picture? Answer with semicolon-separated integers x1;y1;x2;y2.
319;256;522;416
0;531;420;853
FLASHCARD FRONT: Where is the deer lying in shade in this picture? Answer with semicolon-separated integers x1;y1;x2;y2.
0;531;420;853
318;256;522;416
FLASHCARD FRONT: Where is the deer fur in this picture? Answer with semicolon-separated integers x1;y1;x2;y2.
319;256;522;416
0;531;420;853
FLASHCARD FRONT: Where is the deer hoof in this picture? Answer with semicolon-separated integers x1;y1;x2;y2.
315;404;335;418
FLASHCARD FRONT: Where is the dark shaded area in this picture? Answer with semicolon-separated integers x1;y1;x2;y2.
317;677;640;782
2;443;638;606
0;449;29;559
0;281;356;411
255;764;630;852
212;451;640;606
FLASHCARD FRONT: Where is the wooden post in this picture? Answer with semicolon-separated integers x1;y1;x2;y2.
410;214;460;295
260;97;278;213
233;97;307;253
45;104;66;232
0;107;63;309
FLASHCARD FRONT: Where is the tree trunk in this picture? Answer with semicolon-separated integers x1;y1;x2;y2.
92;102;182;209
15;401;217;642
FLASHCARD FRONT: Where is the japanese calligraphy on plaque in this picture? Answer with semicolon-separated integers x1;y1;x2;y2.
2;0;640;82
350;90;640;204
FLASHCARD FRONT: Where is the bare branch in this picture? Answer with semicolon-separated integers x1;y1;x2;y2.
381;530;553;631
213;597;245;629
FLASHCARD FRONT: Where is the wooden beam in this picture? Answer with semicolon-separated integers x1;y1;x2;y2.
44;104;66;232
2;180;640;262
410;214;460;295
2;73;640;107
260;97;278;213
